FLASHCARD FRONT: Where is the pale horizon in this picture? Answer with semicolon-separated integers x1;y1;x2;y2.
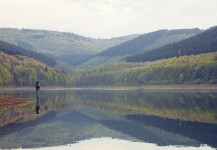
0;0;217;38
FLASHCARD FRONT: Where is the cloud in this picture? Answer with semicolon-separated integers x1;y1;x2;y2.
0;0;217;38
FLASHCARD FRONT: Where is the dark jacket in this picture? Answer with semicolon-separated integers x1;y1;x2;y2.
36;82;40;90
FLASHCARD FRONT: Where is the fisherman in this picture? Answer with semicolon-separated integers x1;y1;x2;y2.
35;81;40;91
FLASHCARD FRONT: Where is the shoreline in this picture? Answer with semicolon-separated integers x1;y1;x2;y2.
1;84;217;108
1;84;217;91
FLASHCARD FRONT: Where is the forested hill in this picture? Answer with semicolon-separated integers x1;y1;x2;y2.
0;40;56;66
99;28;201;57
77;28;201;69
0;51;73;86
74;52;217;86
0;28;138;65
125;26;217;62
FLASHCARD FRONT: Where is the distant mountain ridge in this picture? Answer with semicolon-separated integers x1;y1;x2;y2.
99;28;201;56
78;28;201;69
125;26;217;62
0;28;139;65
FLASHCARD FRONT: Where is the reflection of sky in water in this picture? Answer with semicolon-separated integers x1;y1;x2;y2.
9;138;214;150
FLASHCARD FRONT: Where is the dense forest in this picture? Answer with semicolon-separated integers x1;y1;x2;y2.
0;26;216;87
0;40;56;66
74;52;217;86
0;51;73;86
78;28;201;69
0;28;138;65
126;26;217;62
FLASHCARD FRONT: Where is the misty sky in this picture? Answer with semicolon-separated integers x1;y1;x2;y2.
0;0;217;38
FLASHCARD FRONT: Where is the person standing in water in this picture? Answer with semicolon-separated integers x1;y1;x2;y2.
36;81;40;92
35;81;40;114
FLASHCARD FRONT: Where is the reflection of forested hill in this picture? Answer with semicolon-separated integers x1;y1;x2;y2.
0;111;57;139
1;90;217;149
99;120;200;147
127;114;217;148
0;91;75;127
0;111;135;149
1;90;217;127
74;108;201;147
0;108;202;149
74;90;217;124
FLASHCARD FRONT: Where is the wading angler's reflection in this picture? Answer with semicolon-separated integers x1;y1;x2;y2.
35;81;41;114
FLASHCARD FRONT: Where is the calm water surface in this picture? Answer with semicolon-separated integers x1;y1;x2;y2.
0;88;217;150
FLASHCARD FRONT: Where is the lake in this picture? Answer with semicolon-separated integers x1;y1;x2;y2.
0;88;217;150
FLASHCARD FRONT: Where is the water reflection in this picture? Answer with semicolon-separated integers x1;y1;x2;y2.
0;89;217;149
126;114;217;148
8;138;214;150
36;90;40;114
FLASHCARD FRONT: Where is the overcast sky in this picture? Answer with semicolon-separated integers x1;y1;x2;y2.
0;0;217;38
